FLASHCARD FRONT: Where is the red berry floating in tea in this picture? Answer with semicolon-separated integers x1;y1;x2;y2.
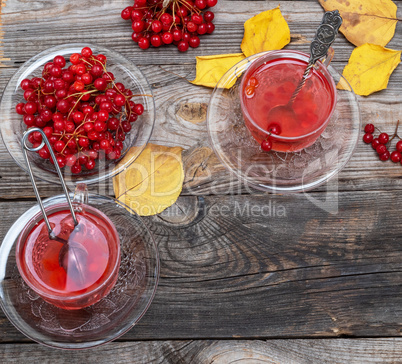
15;47;145;174
121;0;218;51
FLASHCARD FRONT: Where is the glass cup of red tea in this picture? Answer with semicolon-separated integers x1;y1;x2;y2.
240;49;337;153
15;184;121;310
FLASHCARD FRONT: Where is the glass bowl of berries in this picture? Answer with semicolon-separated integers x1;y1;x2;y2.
0;43;155;186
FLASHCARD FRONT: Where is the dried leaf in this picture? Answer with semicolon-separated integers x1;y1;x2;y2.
113;143;184;216
241;6;290;57
341;43;401;96
318;0;399;47
191;53;246;89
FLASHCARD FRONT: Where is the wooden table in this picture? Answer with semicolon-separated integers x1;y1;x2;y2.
1;0;402;362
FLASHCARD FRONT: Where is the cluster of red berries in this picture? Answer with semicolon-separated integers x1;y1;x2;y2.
363;122;402;163
261;123;282;152
121;0;217;52
15;46;144;174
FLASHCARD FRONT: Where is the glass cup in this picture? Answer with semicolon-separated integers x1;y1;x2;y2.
0;191;159;349
15;184;121;310
207;50;360;194
240;50;337;152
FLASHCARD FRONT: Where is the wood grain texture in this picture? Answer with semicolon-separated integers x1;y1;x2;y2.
0;339;402;363
0;63;402;198
0;1;402;198
1;0;402;359
0;0;401;66
0;192;401;341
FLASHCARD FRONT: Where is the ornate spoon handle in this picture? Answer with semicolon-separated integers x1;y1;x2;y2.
290;10;343;103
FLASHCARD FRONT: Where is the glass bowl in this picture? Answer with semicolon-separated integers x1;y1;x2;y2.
0;43;155;186
207;51;361;194
0;193;159;349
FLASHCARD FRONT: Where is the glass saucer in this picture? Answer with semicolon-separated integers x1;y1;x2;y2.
0;194;159;350
0;43;155;186
207;52;361;193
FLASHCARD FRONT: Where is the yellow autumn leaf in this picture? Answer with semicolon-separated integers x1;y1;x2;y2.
318;0;398;47
341;43;401;96
191;53;246;89
241;6;290;57
113;143;184;216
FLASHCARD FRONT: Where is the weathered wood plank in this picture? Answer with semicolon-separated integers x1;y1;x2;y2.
1;0;401;360
0;192;401;341
1;1;402;198
1;0;401;67
0;339;402;363
0;62;402;198
187;339;402;364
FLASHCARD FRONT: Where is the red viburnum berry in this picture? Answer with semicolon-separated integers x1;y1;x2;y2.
122;0;218;51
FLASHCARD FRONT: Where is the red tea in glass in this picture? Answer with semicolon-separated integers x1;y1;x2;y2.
240;50;337;152
16;203;120;310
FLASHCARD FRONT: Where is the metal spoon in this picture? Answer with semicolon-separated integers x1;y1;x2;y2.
265;10;343;128
56;226;88;286
22;128;89;285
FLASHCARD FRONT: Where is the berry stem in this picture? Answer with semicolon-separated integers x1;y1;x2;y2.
391;120;401;141
67;91;94;121
178;0;201;14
